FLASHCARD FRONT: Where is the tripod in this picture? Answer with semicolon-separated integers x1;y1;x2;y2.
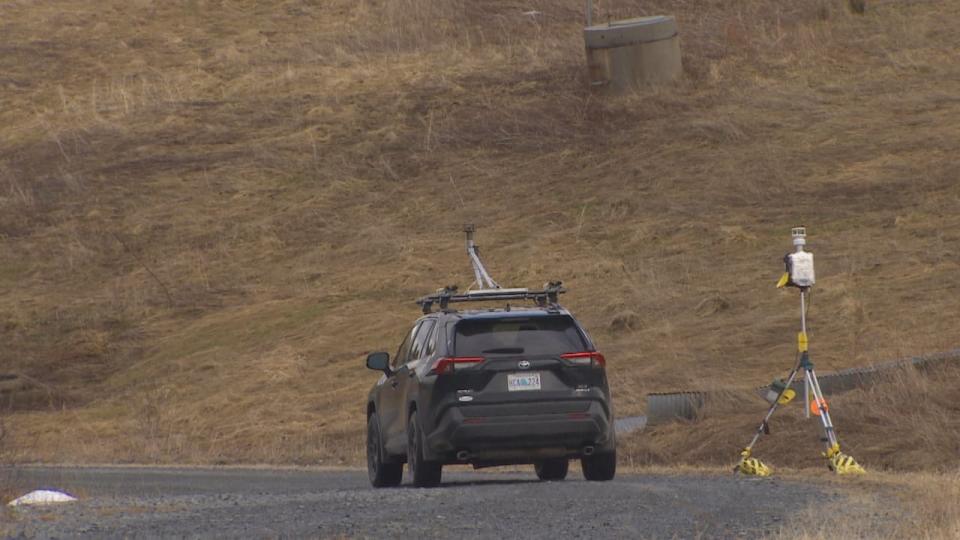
735;287;865;476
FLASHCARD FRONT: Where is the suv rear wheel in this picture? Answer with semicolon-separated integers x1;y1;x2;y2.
534;459;569;481
407;412;442;487
367;413;402;487
581;449;617;481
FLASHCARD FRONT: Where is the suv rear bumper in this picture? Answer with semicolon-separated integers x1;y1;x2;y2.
425;400;613;462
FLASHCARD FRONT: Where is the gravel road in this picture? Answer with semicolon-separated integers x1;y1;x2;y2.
2;466;886;539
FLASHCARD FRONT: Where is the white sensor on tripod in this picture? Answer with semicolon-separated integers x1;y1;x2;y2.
786;227;815;288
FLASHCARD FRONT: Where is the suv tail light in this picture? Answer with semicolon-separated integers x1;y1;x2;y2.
432;357;484;375
561;351;605;368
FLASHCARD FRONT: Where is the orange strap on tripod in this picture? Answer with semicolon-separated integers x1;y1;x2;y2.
810;397;829;416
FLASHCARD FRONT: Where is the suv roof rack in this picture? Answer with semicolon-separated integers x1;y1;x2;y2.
416;283;566;314
416;225;566;314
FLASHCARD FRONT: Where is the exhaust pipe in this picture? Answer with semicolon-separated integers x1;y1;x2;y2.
582;446;595;456
456;450;470;461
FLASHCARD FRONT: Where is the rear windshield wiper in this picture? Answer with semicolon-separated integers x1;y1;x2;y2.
480;347;525;354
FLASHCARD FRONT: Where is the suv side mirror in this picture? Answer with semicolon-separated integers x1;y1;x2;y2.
366;352;391;374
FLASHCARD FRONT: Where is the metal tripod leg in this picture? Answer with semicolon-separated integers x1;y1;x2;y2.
804;368;837;448
804;362;865;474
745;360;801;452
801;290;811;420
734;357;802;476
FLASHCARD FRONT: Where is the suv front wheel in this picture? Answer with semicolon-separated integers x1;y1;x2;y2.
407;412;442;487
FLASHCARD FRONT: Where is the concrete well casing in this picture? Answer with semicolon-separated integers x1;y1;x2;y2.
584;16;682;93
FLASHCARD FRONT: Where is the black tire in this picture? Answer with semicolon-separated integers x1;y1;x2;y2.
534;459;569;481
407;412;442;487
581;450;616;481
367;413;402;488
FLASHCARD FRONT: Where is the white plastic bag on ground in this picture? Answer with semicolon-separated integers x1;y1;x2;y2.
8;489;78;506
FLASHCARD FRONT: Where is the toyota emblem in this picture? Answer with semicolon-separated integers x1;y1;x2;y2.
518;360;531;369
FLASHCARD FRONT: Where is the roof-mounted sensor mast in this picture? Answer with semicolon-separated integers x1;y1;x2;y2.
416;225;565;314
464;224;500;290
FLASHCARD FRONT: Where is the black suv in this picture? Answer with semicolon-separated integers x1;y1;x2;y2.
365;302;615;487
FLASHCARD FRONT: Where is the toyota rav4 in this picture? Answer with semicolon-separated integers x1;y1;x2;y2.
364;298;616;487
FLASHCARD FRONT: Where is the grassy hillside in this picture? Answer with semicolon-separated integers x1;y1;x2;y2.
1;0;959;465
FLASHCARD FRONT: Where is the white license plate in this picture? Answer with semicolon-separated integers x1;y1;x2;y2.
507;372;541;391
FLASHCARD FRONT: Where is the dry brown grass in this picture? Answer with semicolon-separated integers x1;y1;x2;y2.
772;469;960;539
0;0;958;466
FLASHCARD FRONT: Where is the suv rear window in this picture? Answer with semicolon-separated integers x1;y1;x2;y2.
453;316;587;357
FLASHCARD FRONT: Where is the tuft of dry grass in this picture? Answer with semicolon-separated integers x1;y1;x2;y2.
0;0;958;465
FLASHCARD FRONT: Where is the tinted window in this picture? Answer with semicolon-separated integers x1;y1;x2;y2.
453;316;586;357
408;319;436;363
